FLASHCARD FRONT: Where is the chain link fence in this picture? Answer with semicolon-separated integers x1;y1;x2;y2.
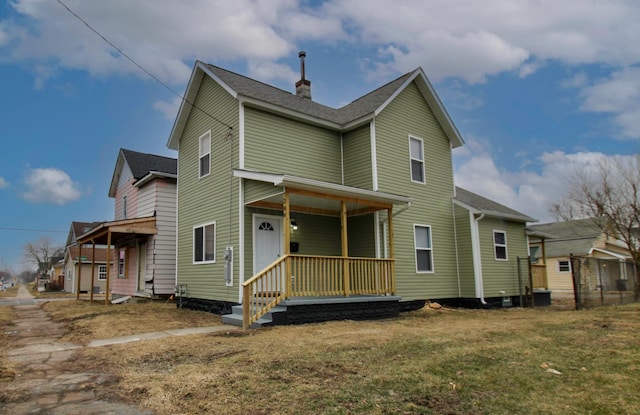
569;255;638;309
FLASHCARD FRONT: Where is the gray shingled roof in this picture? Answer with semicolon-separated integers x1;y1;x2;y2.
121;149;177;179
528;218;603;257
454;187;536;222
206;63;413;125
66;221;103;247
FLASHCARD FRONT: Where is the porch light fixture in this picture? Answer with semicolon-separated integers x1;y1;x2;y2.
290;219;298;231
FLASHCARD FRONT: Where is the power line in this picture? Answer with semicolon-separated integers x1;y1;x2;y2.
0;227;67;233
55;0;234;133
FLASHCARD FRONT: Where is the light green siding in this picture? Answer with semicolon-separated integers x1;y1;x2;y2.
478;218;529;297
375;81;458;301
244;107;342;183
348;214;376;257
176;76;240;303
290;213;341;256
244;180;283;204
342;124;373;189
454;204;476;297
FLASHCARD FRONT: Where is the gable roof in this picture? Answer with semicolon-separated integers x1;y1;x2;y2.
66;221;103;247
528;218;606;257
167;61;464;149
454;187;536;223
108;149;177;197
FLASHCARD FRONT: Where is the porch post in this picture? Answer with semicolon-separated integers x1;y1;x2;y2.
387;207;395;294
90;242;96;303
284;192;292;297
341;201;350;296
76;244;82;300
541;239;548;289
105;232;111;305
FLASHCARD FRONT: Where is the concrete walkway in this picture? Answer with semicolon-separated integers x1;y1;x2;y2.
2;285;238;414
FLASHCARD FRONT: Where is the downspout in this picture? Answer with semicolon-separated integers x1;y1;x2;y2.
471;212;487;305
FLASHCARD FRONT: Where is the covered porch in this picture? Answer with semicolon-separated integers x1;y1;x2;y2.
76;216;157;304
234;170;412;330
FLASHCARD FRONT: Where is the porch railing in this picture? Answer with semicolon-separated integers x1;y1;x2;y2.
242;254;395;330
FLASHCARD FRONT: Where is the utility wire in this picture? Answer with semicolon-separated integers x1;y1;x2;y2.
0;227;67;233
55;0;234;132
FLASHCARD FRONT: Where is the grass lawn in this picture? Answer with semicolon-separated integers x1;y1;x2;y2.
30;300;640;415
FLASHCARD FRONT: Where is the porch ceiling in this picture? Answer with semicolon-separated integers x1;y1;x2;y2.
76;216;157;245
236;169;412;216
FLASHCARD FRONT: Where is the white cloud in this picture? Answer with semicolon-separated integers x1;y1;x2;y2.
0;177;9;189
21;168;81;205
579;67;640;139
2;0;640;87
453;138;616;223
153;96;182;120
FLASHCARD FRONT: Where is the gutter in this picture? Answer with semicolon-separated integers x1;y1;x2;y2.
471;212;487;305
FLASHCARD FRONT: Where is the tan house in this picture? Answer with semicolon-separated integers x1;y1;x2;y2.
528;218;635;293
63;246;111;294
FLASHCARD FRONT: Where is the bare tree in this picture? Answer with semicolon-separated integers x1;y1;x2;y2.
550;155;640;299
22;236;63;276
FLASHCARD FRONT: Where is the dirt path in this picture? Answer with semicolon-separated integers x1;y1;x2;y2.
1;285;151;415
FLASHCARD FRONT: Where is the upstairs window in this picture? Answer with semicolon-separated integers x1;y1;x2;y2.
414;225;434;272
123;194;128;219
409;136;425;183
199;131;211;178
493;230;508;261
194;222;216;263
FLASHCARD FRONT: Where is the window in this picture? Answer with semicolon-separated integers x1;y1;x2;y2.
98;265;107;281
409;136;425;183
199;131;211;178
414;225;434;272
67;269;72;280
194;222;216;263
118;249;126;278
123;194;128;219
493;230;508;261
558;260;571;273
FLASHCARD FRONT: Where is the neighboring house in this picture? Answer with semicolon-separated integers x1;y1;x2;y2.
63;246;110;294
62;221;103;293
528;218;635;292
166;55;535;328
47;255;65;289
76;149;177;300
453;187;538;306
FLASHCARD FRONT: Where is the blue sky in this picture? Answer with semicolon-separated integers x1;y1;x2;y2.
0;0;639;272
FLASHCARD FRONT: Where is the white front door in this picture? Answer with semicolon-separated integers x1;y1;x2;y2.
253;215;283;274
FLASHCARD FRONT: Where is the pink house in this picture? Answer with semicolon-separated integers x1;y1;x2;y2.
77;149;177;300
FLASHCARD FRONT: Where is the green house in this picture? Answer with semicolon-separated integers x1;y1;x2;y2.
167;55;536;328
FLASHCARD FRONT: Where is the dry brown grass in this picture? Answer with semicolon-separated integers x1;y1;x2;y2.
54;302;640;415
41;300;223;344
0;284;19;298
0;306;16;382
4;296;640;414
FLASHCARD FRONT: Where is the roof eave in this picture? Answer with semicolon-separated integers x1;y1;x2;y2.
167;61;209;150
108;150;125;198
134;171;178;188
239;96;343;130
233;169;412;206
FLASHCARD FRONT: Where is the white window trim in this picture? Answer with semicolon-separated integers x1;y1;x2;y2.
414;224;434;273
493;230;508;261
98;264;107;281
557;259;571;273
193;221;216;264
409;135;426;184
199;130;211;179
118;249;126;278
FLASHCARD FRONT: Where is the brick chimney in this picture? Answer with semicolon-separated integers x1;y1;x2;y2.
295;51;311;99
